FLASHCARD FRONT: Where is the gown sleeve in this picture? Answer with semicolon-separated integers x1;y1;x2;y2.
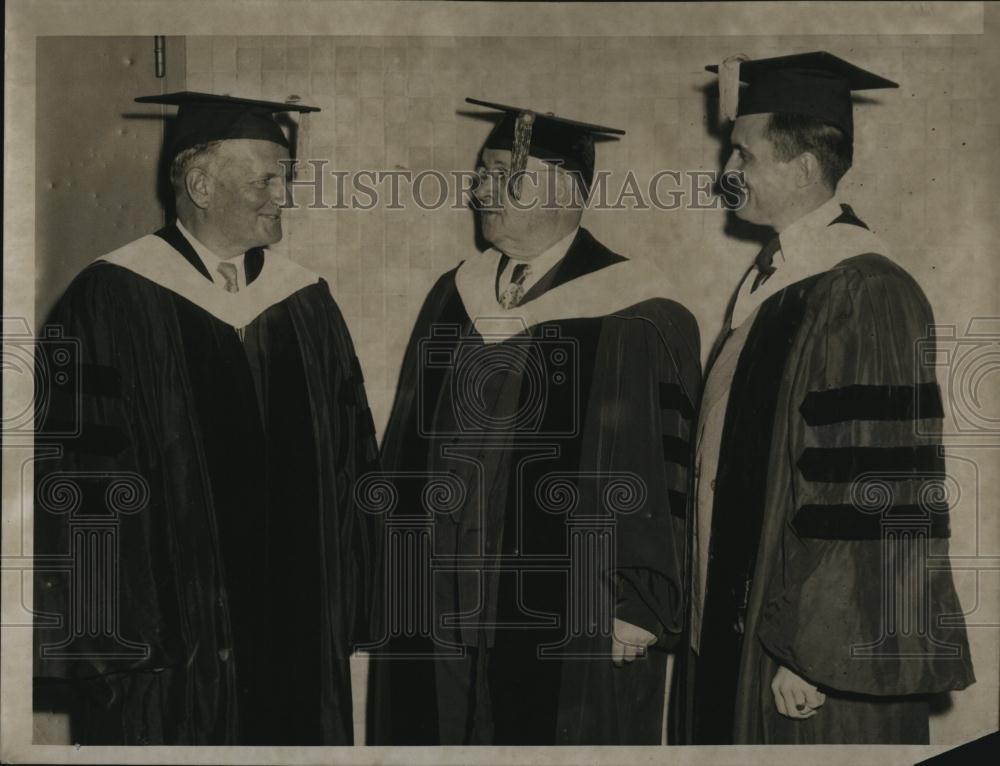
34;265;180;729
314;283;382;649
756;256;975;695
591;299;701;646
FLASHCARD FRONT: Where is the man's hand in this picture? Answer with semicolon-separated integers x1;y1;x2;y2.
770;665;826;719
611;618;657;666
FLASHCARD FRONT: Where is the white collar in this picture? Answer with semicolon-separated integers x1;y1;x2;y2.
176;219;246;289
728;196;887;329
499;226;579;292
97;234;320;328
774;195;845;272
455;246;678;344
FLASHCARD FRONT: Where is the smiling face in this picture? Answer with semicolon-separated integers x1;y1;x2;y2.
724;113;801;228
207;139;290;252
472;148;580;259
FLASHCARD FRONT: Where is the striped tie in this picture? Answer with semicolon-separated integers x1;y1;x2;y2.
217;261;239;293
499;262;531;310
216;261;244;341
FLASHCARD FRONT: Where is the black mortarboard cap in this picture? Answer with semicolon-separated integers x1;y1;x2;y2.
466;98;624;194
134;91;320;160
706;51;898;138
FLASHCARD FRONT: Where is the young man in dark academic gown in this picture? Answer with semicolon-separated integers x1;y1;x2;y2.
33;93;379;745
366;100;701;746
674;53;975;745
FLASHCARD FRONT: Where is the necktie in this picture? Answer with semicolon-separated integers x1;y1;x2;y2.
216;261;245;341
498;262;531;310
217;261;239;293
750;236;780;293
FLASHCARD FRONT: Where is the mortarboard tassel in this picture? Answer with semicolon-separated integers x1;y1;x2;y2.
719;54;749;123
509;110;535;201
286;94;306;164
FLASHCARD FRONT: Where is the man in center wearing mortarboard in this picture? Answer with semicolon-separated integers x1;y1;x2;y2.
366;100;701;745
33;92;379;745
673;52;974;745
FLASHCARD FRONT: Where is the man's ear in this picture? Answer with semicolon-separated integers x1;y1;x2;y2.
795;151;823;189
185;167;213;210
555;168;583;207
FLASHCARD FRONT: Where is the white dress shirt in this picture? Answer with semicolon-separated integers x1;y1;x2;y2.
176;220;247;291
497;226;579;298
729;196;844;328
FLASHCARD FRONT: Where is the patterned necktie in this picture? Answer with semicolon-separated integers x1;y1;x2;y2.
217;261;239;293
750;236;780;293
216;261;245;341
498;262;531;310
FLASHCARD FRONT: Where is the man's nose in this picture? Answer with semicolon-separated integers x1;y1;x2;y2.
472;176;492;205
473;174;504;209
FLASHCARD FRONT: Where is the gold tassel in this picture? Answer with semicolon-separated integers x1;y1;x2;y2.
509;110;535;201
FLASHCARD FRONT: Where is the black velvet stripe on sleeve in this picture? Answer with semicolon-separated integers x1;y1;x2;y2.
661;435;692;468
667;489;688;521
660;377;695;520
799;382;944;426
659;382;696;419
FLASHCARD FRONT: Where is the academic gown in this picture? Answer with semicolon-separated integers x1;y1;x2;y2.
672;208;975;745
366;228;701;745
33;224;379;745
